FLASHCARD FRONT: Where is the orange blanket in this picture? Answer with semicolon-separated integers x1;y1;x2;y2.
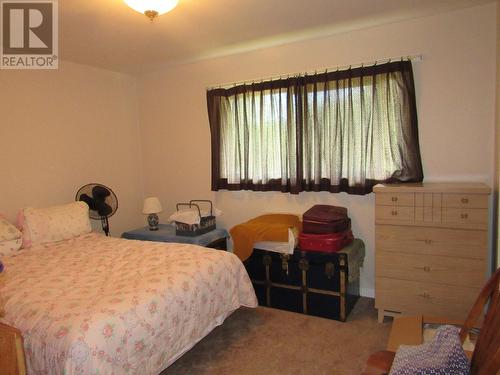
230;214;302;261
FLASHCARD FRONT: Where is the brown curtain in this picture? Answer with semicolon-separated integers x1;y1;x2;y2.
207;61;423;195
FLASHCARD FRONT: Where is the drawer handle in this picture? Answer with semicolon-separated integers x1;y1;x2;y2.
417;239;433;245
460;213;469;220
391;196;398;202
461;198;469;204
391;210;398;216
418;292;430;299
415;266;431;272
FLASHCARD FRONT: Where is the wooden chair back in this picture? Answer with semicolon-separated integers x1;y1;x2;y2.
362;268;500;375
460;267;500;375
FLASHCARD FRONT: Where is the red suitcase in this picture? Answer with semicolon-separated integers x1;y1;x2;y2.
302;205;350;234
298;230;354;253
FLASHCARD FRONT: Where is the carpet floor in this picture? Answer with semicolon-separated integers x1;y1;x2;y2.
162;298;391;375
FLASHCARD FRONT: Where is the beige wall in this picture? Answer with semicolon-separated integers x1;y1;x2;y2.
138;4;497;297
0;61;144;236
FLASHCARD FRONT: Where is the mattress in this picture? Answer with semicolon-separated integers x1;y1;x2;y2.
0;233;257;375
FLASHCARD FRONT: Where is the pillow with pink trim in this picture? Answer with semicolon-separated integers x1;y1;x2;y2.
19;202;92;248
0;216;22;256
0;238;22;257
17;209;31;248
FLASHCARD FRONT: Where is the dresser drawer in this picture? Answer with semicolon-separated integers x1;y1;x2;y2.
441;208;488;229
376;225;487;259
375;206;414;223
375;277;478;320
442;193;489;209
376;193;414;207
376;252;486;288
374;183;491;322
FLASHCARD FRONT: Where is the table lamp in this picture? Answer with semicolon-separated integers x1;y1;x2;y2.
143;197;162;231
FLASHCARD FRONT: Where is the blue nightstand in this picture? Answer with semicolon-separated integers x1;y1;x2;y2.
121;224;229;250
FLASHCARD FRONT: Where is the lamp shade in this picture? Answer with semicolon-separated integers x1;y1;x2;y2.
124;0;179;16
143;197;163;214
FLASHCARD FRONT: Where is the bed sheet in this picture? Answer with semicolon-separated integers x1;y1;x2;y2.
0;233;257;374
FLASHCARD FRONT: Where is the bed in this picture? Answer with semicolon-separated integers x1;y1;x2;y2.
0;231;257;374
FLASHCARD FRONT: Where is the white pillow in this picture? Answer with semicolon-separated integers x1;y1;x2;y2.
21;202;92;247
0;216;21;241
0;238;22;257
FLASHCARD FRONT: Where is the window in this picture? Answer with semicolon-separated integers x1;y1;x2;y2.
207;61;423;195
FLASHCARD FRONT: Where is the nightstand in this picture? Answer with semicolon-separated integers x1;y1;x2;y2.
121;224;229;250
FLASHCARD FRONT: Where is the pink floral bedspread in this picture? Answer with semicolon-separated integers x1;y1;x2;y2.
0;233;257;375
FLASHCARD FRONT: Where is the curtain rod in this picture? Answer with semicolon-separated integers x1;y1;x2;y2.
207;54;423;90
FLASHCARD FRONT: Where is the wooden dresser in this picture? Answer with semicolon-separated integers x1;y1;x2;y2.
374;183;490;323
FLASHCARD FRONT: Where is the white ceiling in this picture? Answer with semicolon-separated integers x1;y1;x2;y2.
58;0;493;74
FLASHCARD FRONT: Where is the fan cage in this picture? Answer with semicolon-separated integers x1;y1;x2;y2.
75;183;118;220
75;183;118;237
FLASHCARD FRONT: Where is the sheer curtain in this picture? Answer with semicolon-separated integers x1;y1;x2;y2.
207;61;423;195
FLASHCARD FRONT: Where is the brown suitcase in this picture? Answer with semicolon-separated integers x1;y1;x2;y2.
303;205;350;234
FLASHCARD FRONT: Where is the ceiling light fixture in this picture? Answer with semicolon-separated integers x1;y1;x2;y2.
124;0;179;22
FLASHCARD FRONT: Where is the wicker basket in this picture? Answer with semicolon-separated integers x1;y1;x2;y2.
175;200;216;237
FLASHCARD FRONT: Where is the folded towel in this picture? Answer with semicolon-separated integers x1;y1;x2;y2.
169;207;222;225
230;214;302;261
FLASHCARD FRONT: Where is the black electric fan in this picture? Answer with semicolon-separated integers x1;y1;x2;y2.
75;183;118;236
